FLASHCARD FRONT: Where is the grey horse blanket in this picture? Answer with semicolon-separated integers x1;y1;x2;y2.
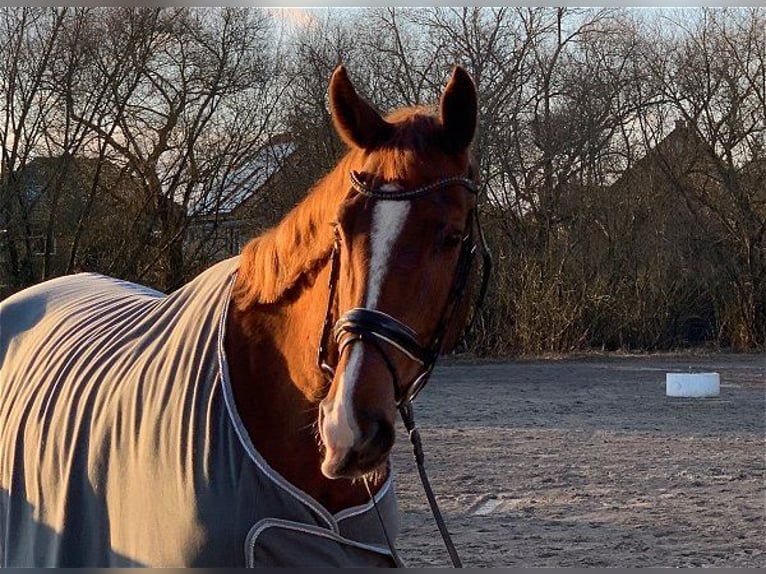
0;257;399;567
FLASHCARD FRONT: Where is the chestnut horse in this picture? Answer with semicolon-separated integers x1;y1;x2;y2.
0;65;486;567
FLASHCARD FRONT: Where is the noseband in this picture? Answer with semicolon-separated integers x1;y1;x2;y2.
316;170;491;408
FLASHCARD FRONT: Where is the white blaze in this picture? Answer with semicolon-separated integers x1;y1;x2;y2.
324;190;410;455
323;349;363;452
365;190;410;307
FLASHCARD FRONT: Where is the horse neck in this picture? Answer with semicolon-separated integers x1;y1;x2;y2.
226;155;385;513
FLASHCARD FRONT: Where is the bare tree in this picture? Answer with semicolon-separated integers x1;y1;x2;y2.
5;6;761;353
641;7;766;348
63;7;285;290
0;7;69;291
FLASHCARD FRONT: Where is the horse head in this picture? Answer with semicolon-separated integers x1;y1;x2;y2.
318;65;486;480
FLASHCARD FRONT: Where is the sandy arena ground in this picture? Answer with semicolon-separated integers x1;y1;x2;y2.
388;353;765;568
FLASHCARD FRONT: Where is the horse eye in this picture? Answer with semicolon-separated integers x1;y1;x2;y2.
442;232;463;250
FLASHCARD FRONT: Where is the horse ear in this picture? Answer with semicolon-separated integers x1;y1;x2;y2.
440;66;478;152
329;65;393;150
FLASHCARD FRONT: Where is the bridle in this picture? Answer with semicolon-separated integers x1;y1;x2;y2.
315;168;492;568
317;169;491;406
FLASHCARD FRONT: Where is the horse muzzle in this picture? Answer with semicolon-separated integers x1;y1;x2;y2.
318;400;395;479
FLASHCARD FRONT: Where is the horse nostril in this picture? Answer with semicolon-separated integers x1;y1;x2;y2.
356;416;395;470
370;418;395;451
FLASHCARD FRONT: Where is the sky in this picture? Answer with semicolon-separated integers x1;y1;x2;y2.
249;1;755;7
263;6;741;30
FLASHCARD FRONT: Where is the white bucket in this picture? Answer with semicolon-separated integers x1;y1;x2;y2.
665;372;720;397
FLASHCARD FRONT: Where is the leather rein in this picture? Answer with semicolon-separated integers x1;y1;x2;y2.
316;169;492;568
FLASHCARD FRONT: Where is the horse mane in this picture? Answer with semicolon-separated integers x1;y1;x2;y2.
232;153;351;309
233;106;445;310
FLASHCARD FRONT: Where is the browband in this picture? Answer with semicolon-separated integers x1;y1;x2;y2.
349;170;477;200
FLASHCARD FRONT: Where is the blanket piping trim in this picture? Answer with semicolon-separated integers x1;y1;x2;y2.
244;517;394;567
216;271;337;530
